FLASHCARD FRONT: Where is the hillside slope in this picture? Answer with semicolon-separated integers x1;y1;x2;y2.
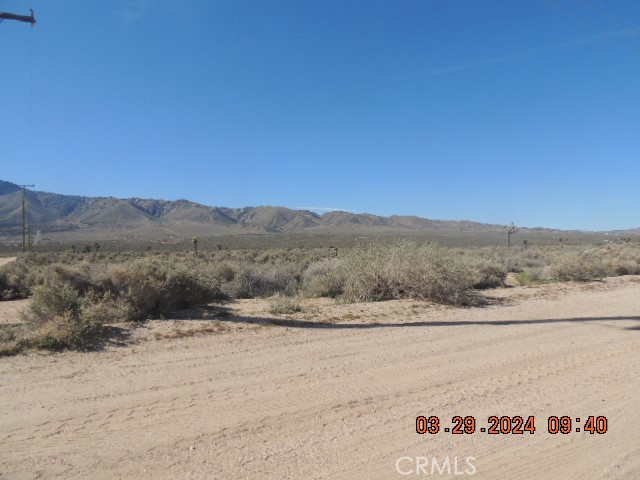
1;179;632;238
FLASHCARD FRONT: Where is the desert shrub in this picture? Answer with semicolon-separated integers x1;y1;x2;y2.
4;242;640;356
467;259;507;289
471;246;546;274
545;246;628;282
514;269;551;286
0;272;24;300
230;263;302;298
26;311;103;350
548;255;606;282
0;323;27;356
209;262;236;282
301;258;345;298
601;245;640;276
1;255;230;354
608;260;640;276
21;284;108;350
77;296;115;325
0;258;109;301
268;293;303;315
49;264;99;295
110;259;225;321
0;261;31;300
338;241;477;305
29;282;83;324
520;251;550;269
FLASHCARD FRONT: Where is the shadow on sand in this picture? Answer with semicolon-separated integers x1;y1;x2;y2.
176;305;640;332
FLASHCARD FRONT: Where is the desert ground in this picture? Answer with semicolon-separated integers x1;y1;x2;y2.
1;275;639;479
0;257;16;268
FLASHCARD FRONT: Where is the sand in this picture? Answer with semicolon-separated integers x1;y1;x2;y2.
1;277;639;479
0;257;16;268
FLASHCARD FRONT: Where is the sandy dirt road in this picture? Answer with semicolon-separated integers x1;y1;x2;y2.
0;257;16;268
1;277;640;479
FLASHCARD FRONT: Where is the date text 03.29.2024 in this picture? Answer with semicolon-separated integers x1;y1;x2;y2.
415;415;608;435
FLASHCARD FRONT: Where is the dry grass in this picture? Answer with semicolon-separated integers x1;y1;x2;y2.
268;294;304;315
334;241;478;305
153;321;229;340
2;240;640;355
1;258;225;354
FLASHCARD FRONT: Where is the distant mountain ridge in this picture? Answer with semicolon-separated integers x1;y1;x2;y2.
0;179;624;237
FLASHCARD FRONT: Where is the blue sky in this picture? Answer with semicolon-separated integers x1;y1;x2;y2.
2;0;639;230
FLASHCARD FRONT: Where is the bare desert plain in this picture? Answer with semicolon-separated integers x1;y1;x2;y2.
1;274;640;479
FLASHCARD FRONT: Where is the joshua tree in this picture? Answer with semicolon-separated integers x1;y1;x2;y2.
71;244;76;254
94;242;101;253
559;238;564;250
506;223;518;249
523;239;528;250
192;237;198;256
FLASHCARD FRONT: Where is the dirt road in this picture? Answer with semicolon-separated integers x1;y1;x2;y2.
0;257;16;268
1;278;639;479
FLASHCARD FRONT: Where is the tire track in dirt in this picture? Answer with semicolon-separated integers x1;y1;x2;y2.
1;279;639;478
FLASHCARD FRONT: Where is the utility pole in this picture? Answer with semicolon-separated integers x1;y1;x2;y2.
19;185;34;253
0;9;36;25
3;13;37;251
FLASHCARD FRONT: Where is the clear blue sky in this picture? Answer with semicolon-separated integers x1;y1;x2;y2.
2;0;639;230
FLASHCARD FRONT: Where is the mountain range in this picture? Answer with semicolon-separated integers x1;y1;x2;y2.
0;180;635;240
